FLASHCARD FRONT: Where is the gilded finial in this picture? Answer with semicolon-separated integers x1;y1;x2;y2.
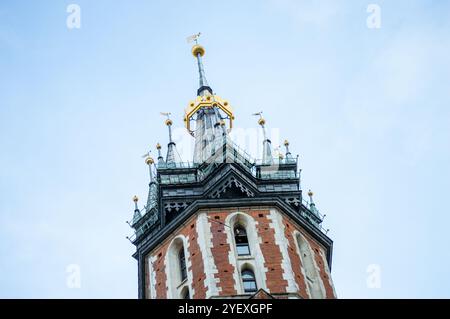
188;32;204;56
160;112;173;126
145;156;154;165
131;195;142;225
156;143;161;150
284;139;289;146
192;44;205;57
308;190;314;197
252;111;266;126
187;32;212;96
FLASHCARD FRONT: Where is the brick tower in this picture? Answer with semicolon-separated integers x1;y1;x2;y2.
128;37;336;299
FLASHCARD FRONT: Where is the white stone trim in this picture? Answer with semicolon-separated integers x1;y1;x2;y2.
319;248;337;298
224;219;241;294
148;255;157;299
196;213;220;298
164;248;171;298
267;209;298;293
165;235;191;299
185;234;194;298
293;230;326;299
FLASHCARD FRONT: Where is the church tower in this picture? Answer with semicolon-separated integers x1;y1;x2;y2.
128;38;337;299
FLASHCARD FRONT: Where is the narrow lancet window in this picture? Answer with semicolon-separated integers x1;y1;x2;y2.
234;225;250;256
242;269;257;293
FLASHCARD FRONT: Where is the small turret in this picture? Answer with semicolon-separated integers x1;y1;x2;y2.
253;111;274;165
284;139;293;160
156;143;165;166
144;155;158;213
308;189;321;218
131;195;142;227
161;113;182;165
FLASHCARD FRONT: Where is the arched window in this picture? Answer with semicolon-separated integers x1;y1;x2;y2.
167;237;190;299
234;225;250;256
178;248;187;282
296;234;324;298
181;287;190;299
241;269;257;293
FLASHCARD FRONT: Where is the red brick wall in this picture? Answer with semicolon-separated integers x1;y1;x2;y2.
251;209;288;294
283;219;310;299
209;211;237;296
145;208;335;299
282;215;336;299
308;235;335;299
152;247;167;299
148;214;208;299
183;221;207;299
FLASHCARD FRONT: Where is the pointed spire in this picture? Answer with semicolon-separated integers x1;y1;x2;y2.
284;139;293;160
144;155;158;213
131;195;142;226
186;34;235;164
307;189;321;218
189;33;213;96
253;111;274;165
161;112;182;165
278;152;284;165
144;155;155;182
308;189;315;205
156;143;165;165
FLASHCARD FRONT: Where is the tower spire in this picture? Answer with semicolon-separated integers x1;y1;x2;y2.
143;154;155;183
185;34;235;164
156;143;165;165
307;189;321;219
144;155;158;213
253;111;274;165
284;139;293;160
131;195;142;226
161;112;182;165
188;32;213;96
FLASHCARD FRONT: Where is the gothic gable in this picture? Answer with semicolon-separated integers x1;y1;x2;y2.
204;164;259;199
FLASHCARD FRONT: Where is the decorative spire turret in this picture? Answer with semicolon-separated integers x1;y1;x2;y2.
308;189;321;219
161;112;182;165
253;111;274;165
156;143;165;165
144;155;158;213
131;195;142;226
308;189;315;205
278;152;284;164
144;155;155;182
184;34;235;164
188;32;213;96
284;139;293;160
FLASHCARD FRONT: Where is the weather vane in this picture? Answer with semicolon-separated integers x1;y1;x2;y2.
252;111;263;119
160;112;172;119
186;32;201;44
141;150;151;159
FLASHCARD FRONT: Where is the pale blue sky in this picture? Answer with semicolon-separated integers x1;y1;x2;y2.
1;0;450;298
